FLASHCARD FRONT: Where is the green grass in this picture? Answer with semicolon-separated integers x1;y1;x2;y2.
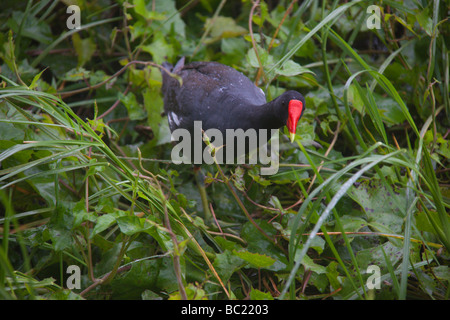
0;0;449;300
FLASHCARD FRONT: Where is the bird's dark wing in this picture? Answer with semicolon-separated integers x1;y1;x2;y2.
162;59;267;133
182;62;266;106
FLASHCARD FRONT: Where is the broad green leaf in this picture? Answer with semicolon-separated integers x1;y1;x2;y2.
248;171;272;186
111;258;178;299
348;179;406;218
73;200;96;228
233;250;275;268
133;0;167;20
367;211;404;234
252;1;268;27
0;124;24;141
298;254;327;274
356;241;403;271
432;266;450;282
62;67;91;82
213;250;245;282
416;8;433;36
72;33;96;68
274;60;314;77
48;206;75;251
119;92;147;121
140;32;174;65
246;45;274;68
116;215;148;236
347;84;365;113
232;166;245;191
241;220;288;271
169;283;208;300
138;0;185;38
249;288;274;300
143;86;166;145
326;261;341;291
205;16;247;44
91;214;117;237
7;11;52;44
338;215;368;233
384;14;418;37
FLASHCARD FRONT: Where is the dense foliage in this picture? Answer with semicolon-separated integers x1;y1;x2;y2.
0;0;449;300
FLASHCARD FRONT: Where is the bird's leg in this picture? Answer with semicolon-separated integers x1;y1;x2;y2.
194;166;212;222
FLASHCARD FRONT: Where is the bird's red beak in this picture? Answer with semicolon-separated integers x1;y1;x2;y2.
287;99;303;143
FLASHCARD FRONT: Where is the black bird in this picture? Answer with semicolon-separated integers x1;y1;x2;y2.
160;57;305;220
161;57;305;149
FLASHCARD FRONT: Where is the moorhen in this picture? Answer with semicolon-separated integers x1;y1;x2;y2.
161;57;305;148
160;57;305;220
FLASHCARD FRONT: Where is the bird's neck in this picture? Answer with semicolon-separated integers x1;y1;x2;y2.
246;98;287;131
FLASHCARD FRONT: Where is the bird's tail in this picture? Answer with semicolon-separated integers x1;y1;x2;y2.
161;57;185;74
161;57;185;91
162;61;173;73
172;56;185;73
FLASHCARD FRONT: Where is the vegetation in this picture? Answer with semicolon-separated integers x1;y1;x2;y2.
0;0;449;300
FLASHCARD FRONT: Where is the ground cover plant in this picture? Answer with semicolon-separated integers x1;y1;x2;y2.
0;0;449;300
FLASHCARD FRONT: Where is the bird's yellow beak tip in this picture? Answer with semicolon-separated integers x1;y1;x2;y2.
289;132;296;143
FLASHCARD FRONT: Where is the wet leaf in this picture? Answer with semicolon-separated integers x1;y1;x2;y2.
348;179;406;217
356;241;403;272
